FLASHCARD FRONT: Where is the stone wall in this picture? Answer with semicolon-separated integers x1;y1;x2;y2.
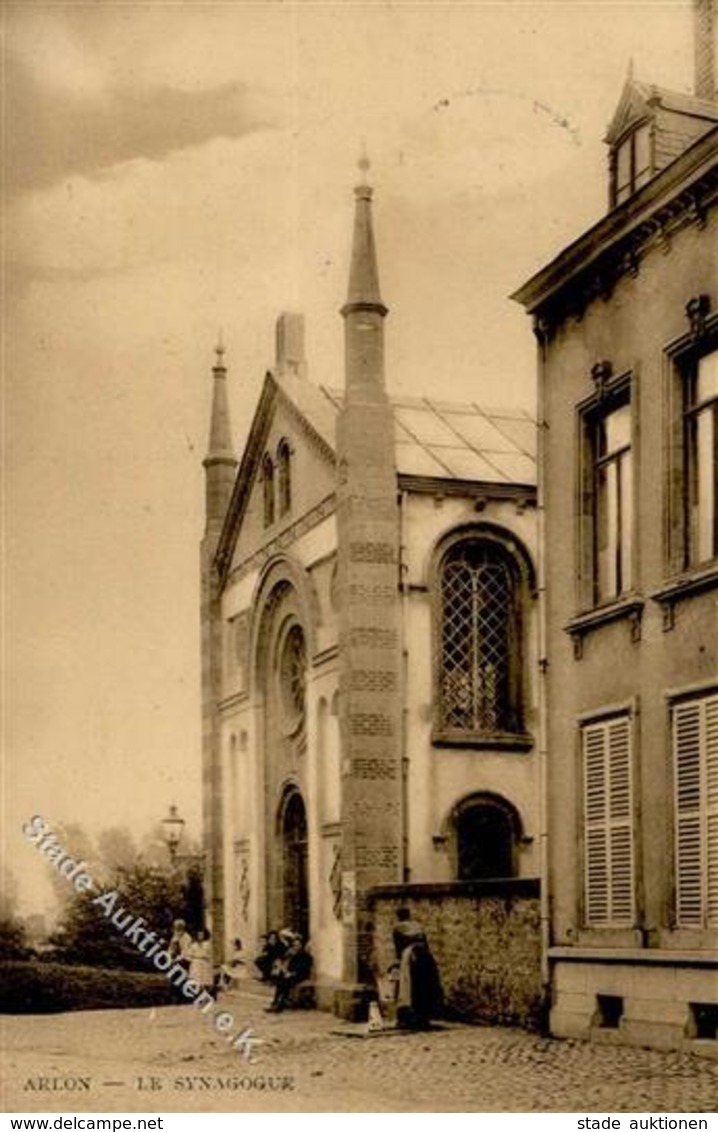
368;880;544;1030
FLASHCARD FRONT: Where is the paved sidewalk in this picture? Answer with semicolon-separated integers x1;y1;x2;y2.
3;986;717;1113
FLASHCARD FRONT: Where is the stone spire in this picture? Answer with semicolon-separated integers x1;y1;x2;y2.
341;158;389;406
203;337;237;532
342;157;388;317
204;336;235;463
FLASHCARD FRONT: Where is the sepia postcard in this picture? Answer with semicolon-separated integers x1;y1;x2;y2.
3;0;717;1117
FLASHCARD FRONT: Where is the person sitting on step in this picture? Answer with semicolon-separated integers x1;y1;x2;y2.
265;931;312;1013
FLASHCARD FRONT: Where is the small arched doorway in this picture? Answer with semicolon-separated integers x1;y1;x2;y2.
280;788;309;940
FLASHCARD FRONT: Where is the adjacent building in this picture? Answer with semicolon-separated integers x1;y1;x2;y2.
200;167;540;1017
514;2;718;1050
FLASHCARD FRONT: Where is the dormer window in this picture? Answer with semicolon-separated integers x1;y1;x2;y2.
613;123;652;205
604;78;718;214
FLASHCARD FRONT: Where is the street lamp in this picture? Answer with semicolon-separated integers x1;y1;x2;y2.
161;804;186;865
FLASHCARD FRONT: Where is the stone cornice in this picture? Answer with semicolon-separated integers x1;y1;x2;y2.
513;126;718;334
398;473;536;503
224;493;336;588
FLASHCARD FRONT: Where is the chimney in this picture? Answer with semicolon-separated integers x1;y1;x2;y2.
694;0;716;101
275;312;305;376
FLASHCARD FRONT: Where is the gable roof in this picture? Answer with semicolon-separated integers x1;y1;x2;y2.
605;78;718;146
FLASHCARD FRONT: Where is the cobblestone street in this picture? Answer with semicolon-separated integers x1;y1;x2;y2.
3;985;717;1113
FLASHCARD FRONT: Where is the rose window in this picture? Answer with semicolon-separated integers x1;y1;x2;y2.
279;624;307;732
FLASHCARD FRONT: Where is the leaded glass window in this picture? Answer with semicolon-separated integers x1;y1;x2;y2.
439;541;520;736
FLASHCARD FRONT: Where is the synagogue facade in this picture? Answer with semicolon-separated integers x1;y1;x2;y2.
200;171;539;1012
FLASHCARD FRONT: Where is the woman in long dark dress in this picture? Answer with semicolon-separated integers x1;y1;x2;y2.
392;908;443;1030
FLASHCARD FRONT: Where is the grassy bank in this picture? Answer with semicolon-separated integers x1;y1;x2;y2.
0;959;177;1014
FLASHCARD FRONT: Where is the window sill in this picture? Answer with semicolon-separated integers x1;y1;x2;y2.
651;563;718;629
565;595;644;659
550;944;717;966
432;730;533;752
574;928;644;949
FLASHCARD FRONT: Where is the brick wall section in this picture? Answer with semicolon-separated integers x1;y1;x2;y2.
368;880;544;1030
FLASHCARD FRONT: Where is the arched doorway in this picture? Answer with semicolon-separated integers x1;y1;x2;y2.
280;789;309;940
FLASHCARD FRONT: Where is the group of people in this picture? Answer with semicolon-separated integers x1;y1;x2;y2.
167;908;442;1029
167;919;313;1012
255;928;313;1013
168;920;215;997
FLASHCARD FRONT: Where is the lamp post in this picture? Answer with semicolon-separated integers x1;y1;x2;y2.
161;804;186;866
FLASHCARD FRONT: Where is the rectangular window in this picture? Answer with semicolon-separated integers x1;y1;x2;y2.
673;692;718;929
685;350;718;567
595;401;633;601
615;138;632;204
614;125;652;204
583;715;635;927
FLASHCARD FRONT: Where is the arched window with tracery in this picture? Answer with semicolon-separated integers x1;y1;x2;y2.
437;535;525;741
277;439;292;517
262;454;275;527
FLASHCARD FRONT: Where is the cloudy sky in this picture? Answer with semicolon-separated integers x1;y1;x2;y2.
4;1;699;916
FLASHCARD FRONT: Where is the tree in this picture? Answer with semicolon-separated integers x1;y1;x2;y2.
52;826;205;969
0;867;28;959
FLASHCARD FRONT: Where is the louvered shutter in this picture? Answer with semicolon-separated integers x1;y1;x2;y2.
675;694;718;928
674;700;704;926
706;697;718;928
583;716;634;926
608;717;634;923
584;723;609;924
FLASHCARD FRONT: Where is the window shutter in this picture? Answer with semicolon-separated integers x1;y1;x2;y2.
583;715;634;927
584;723;609;924
608;717;634;924
674;699;704;927
707;697;718;928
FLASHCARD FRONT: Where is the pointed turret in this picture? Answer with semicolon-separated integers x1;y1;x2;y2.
203;338;237;534
341;158;389;404
342;158;388;316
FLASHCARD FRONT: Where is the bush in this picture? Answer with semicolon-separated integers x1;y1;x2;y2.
0;917;29;960
0;960;177;1014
